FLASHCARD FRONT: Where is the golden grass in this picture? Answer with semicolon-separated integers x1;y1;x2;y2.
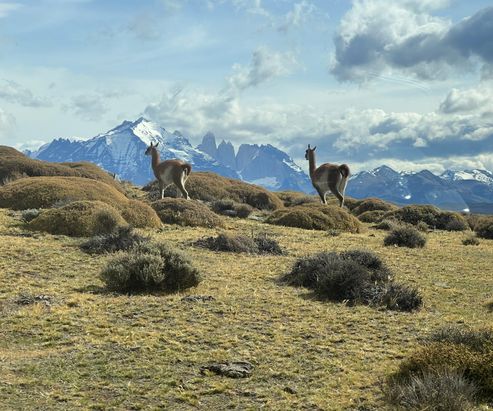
0;208;492;410
0;145;121;190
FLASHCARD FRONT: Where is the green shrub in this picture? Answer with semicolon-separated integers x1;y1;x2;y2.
211;199;253;218
474;216;493;239
100;241;201;293
28;201;126;237
385;205;468;231
427;325;493;352
384;227;426;248
144;172;283;210
152;198;223;228
351;197;397;216
266;203;362;233
357;210;386;223
385;369;477;411
281;250;421;311
81;226;150;254
195;232;283;255
416;221;429;232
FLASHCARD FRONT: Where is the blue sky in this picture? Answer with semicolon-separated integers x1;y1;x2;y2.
0;0;492;172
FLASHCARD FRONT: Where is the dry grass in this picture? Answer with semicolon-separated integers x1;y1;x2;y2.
0;145;121;190
0;208;492;410
152;198;224;228
266;203;362;233
144;172;284;210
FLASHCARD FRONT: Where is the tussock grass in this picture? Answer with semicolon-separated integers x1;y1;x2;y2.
152;198;223;228
144;172;283;210
0;145;121;190
474;216;493;239
275;191;318;207
0;208;492;410
266;203;362;233
384;226;427;248
28;201;127;237
195;232;283;255
80;226;150;254
210;199;253;218
385;205;469;231
351;197;397;216
357;210;386;223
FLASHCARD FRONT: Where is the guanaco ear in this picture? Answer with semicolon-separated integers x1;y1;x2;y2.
307;144;311;149
155;142;159;148
313;146;317;151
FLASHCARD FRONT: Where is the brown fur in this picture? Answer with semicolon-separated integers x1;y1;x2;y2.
305;144;350;207
145;142;192;200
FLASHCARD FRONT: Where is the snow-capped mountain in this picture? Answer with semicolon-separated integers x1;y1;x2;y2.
197;133;312;192
441;169;493;186
30;118;239;185
348;166;493;213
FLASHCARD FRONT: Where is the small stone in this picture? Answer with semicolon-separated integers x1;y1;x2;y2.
200;361;254;378
181;295;216;303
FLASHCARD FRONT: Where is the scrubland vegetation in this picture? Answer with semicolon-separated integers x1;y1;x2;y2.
0;149;492;410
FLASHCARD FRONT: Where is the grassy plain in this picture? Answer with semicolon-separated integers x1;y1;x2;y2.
0;209;492;410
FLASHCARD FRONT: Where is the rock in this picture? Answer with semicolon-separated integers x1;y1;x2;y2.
200;361;254;378
181;295;216;303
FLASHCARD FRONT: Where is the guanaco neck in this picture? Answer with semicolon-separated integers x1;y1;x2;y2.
308;151;317;179
151;147;161;171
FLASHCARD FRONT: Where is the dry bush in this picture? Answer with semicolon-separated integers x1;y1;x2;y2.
211;199;253;218
391;326;493;401
120;200;162;228
357;210;386;223
281;250;421;311
351;197;397;216
143;172;283;210
195;232;283;255
100;241;201;293
374;219;401;231
152;198;223;228
385;205;468;231
0;145;121;190
463;235;480;246
384;227;427;248
21;209;40;223
474;216;493;239
81;226;149;254
0;176;128;210
266;203;362;233
275;191;318;207
29;201;126;237
385;369;477;411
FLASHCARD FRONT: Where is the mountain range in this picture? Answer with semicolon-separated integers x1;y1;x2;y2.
26;117;493;213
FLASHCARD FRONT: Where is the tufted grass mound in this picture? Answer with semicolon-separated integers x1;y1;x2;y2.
80;226;150;255
384;226;427;248
210;199;253;218
266;203;362;233
120;200;162;229
152;198;223;228
388;325;493;407
0;176;129;210
0;146;121;190
143;172;283;210
275;191;318;207
28;201;127;237
281;250;421;311
195;232;283;255
474;216;493;239
100;241;202;293
385;205;469;231
357;210;386;223
351;197;398;216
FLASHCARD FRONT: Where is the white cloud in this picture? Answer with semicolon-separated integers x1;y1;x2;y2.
0;108;16;143
0;80;52;107
63;94;108;121
227;46;299;92
278;1;316;33
330;1;493;82
439;86;493;114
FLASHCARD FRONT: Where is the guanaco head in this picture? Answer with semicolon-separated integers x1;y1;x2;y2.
145;141;159;156
305;144;316;160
